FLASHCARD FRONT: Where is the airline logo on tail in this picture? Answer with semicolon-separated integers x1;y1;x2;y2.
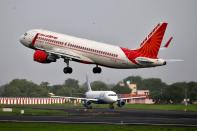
121;22;168;65
136;22;167;58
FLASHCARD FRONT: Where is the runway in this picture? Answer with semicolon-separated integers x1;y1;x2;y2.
0;107;197;126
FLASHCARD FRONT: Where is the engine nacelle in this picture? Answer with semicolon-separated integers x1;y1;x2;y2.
33;50;56;63
117;99;125;107
83;100;91;108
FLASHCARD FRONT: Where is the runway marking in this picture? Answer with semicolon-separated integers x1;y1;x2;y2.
0;120;197;127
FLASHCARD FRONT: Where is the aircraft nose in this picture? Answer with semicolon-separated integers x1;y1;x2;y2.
19;35;25;44
19;34;30;47
110;96;118;102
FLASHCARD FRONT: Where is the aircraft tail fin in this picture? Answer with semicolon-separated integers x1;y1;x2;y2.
86;75;92;91
136;22;168;58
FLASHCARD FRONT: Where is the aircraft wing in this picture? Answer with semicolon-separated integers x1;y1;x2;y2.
51;95;98;102
118;96;146;101
38;47;94;63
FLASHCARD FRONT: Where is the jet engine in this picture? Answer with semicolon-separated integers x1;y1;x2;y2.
33;50;56;63
117;99;125;107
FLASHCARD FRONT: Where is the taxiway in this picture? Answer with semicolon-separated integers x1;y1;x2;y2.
0;107;197;126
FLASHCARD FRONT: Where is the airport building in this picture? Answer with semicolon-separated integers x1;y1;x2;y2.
118;82;154;104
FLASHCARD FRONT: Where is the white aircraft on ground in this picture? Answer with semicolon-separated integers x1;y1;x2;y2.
20;22;172;74
50;76;146;109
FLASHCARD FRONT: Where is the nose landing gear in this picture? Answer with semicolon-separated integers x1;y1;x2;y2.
109;104;115;110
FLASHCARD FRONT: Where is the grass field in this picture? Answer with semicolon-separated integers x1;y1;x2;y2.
0;106;70;116
0;122;196;131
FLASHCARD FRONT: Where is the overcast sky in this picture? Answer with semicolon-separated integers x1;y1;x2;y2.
0;0;196;85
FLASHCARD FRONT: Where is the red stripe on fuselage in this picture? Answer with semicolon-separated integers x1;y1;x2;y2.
31;33;39;46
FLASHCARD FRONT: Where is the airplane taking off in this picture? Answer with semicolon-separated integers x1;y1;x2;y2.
20;22;171;74
50;76;145;109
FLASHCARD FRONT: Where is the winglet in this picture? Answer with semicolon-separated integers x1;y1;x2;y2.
86;74;92;91
164;37;173;48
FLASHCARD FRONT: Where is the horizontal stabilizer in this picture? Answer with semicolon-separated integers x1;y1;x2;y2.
164;37;173;48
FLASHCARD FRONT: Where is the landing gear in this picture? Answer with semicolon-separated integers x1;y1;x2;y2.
63;67;72;74
109;104;115;110
93;65;102;74
63;59;73;74
83;101;92;109
86;105;93;109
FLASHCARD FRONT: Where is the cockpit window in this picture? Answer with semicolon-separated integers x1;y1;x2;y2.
24;33;27;36
108;94;117;96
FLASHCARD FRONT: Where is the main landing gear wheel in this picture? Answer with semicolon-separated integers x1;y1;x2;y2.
63;67;72;74
93;66;102;74
63;59;73;74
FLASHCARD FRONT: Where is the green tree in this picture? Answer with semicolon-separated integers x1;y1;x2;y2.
91;81;109;91
142;78;167;103
0;85;5;96
40;81;50;88
112;84;131;94
123;76;144;88
1;79;48;97
143;78;166;91
3;85;22;97
55;86;72;96
187;82;197;103
64;78;79;88
164;82;185;104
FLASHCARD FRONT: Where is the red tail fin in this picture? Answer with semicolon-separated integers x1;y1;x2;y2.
136;22;168;58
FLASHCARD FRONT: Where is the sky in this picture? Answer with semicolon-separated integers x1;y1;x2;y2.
0;0;196;85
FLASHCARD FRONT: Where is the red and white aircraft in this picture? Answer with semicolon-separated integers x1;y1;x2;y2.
20;22;171;74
